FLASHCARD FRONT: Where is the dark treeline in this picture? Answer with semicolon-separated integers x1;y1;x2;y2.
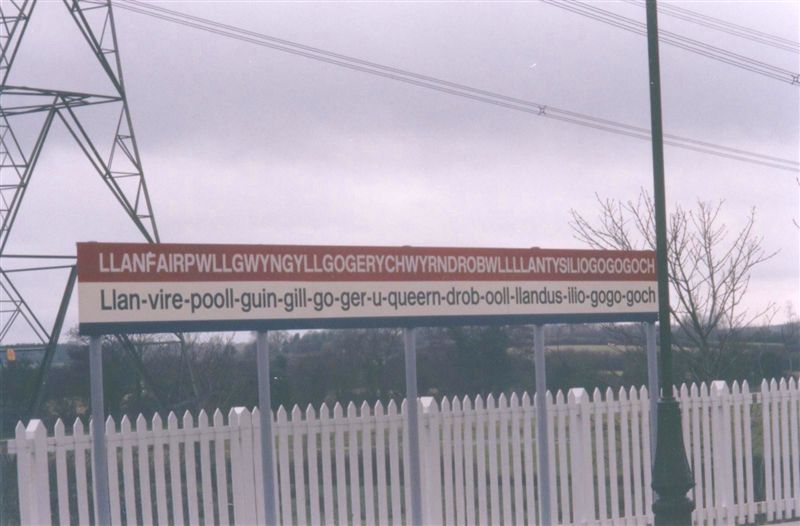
1;321;798;437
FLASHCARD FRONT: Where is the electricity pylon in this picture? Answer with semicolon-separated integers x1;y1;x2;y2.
0;0;176;417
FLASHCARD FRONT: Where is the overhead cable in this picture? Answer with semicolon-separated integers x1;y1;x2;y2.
543;0;799;86
633;1;800;54
113;0;799;173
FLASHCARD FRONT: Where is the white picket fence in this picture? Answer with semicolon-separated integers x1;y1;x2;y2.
8;378;800;525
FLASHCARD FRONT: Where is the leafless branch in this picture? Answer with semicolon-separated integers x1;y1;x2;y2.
569;188;775;382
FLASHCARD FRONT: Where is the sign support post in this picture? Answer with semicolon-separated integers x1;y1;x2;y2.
403;328;423;526
256;331;277;526
89;335;111;526
533;325;551;526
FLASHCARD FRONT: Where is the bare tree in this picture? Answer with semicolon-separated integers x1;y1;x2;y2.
570;188;776;381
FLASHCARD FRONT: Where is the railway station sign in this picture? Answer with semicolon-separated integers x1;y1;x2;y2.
77;242;658;335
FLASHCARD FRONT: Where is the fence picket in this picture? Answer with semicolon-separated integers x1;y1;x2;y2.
293;405;308;526
251;407;265;526
440;397;454;525
487;394;501;526
166;412;184;526
277;406;293;526
499;394;512;526
152;413;169;525
72;419;90;526
402;400;411;523
567;390;581;524
475;395;489;526
228;408;250;525
679;383;698;526
54;420;70;526
678;384;691;476
212;410;230;526
769;379;782;520
135;415;153;526
453;397;467;526
640;386;653;525
593;389;607;524
463;396;477;526
712;382;735;524
546;391;557;525
14;422;33;525
106;417;122;526
711;381;723;524
510;393;524;526
629;387;644;524
31;420;53;523
361;401;375;526
577;389;595;524
556;390;569;525
780;379;791;519
334;403;349;525
722;381;734;523
387;400;402;526
182;412;200;526
790;378;800;519
120;416;138;526
320;403;335;525
197;411;214;526
422;398;443;525
605;387;619;524
701;383;715;523
742;381;755;524
522;393;537;526
282;406;305;525
619;387;633;523
347;402;362;526
374;401;389;526
306;405;322;526
763;380;775;520
731;382;745;524
690;383;704;523
242;408;259;525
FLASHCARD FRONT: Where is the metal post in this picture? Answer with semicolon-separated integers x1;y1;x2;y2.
404;328;423;526
646;322;659;458
28;265;77;417
645;1;695;523
89;336;111;526
534;325;552;526
256;331;277;526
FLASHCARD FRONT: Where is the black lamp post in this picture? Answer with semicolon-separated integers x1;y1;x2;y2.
644;1;696;524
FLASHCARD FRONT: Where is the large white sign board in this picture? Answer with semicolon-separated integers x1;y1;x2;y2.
77;242;658;334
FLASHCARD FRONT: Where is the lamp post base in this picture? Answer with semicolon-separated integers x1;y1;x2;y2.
653;494;695;526
652;398;695;526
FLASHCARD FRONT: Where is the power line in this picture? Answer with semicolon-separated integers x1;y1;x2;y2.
643;1;800;53
548;1;798;79
543;0;799;85
113;0;799;173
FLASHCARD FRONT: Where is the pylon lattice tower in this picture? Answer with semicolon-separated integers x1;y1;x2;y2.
1;0;182;417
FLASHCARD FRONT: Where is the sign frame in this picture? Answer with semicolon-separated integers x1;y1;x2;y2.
77;242;659;336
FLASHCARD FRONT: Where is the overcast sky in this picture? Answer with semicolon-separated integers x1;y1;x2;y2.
3;0;798;344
